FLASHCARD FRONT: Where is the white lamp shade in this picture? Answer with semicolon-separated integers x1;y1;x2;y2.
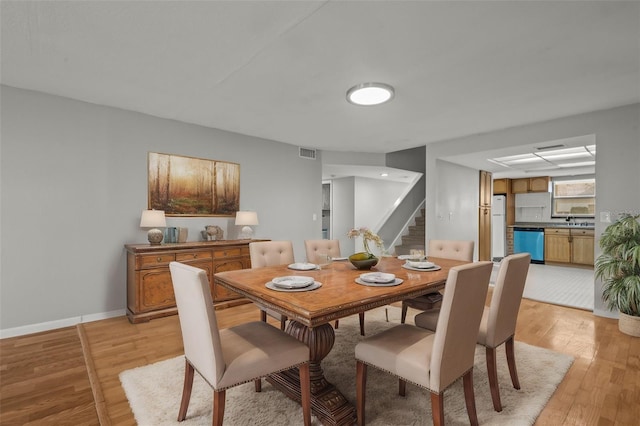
140;210;167;228
235;211;259;226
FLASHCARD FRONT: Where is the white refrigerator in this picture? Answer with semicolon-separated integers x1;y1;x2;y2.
492;195;506;260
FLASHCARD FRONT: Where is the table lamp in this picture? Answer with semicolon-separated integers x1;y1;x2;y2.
140;210;167;245
235;211;258;239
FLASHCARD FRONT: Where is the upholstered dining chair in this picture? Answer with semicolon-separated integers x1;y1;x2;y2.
169;262;311;426
304;239;365;336
400;240;475;323
249;241;295;330
355;261;493;426
415;252;531;412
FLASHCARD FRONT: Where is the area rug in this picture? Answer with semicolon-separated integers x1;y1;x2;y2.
120;308;573;425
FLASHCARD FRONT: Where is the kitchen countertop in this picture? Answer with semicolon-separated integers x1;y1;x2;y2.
509;222;595;230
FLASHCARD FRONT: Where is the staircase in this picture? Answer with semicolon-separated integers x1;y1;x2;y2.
394;208;425;256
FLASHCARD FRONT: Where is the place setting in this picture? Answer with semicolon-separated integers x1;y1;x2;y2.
355;272;403;287
287;262;320;271
402;260;441;272
265;275;322;292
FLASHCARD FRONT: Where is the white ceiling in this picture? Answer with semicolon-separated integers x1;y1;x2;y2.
2;1;639;178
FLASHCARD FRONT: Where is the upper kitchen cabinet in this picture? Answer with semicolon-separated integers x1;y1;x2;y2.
479;170;493;207
493;178;510;194
511;176;550;193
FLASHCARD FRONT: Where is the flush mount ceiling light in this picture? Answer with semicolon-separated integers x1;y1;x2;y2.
346;82;394;106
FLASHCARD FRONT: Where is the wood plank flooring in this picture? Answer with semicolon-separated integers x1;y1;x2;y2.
1;296;639;425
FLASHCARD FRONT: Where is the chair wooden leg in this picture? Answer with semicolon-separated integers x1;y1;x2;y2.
430;391;444;426
212;389;226;426
260;309;267;322
178;360;195;421
254;378;261;392
505;336;521;389
359;312;365;336
485;346;502;412
356;361;367;426
299;363;311;426
398;379;406;397
334;320;339;329
401;302;408;324
463;369;479;426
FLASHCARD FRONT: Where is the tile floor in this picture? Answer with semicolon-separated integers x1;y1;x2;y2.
491;261;594;311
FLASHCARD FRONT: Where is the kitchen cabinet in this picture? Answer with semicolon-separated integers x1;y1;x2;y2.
544;228;594;266
125;240;263;323
493;178;510;194
571;229;595;265
478;170;492;261
545;228;571;263
512;176;550;194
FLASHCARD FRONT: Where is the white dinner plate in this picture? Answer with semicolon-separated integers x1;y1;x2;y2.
332;257;348;261
288;262;319;271
271;276;315;289
402;264;441;272
359;272;396;284
355;277;403;287
406;261;435;269
266;281;322;292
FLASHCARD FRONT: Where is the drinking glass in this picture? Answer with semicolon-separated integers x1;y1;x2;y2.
409;249;425;260
316;252;332;269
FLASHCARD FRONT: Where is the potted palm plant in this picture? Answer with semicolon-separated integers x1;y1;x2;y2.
595;213;640;336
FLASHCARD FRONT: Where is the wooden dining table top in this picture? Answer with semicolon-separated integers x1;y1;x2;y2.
214;256;467;327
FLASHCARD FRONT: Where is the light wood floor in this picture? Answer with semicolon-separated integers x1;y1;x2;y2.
1;295;639;425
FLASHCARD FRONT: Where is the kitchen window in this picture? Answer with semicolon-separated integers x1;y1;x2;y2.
551;177;595;218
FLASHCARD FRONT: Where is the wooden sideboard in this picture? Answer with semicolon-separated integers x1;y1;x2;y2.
125;240;266;323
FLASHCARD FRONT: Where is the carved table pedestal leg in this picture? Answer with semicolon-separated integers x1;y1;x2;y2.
266;321;356;426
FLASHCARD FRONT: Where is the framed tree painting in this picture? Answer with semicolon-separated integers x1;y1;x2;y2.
148;152;240;216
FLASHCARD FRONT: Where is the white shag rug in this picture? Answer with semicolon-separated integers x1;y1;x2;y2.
120;308;573;425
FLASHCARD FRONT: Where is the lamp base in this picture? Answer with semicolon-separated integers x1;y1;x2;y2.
239;226;254;240
147;228;164;245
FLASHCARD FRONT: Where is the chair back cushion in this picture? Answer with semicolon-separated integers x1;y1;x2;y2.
249;241;295;268
483;253;531;347
429;261;492;391
428;240;474;261
304;239;341;263
169;262;225;388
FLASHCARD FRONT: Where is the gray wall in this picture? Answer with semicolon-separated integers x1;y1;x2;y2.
0;86;323;334
425;103;640;318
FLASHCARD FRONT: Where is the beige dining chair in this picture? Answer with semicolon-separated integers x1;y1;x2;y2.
400;240;475;323
415;252;531;412
169;262;311;426
249;240;295;330
304;239;365;336
355;261;493;426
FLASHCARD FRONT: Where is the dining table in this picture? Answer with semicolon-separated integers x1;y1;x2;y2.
214;255;467;426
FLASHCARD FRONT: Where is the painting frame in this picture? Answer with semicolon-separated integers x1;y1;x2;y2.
147;152;240;217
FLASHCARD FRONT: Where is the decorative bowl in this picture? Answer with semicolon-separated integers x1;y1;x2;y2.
349;252;379;270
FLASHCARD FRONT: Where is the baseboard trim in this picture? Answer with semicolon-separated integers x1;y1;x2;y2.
0;309;126;339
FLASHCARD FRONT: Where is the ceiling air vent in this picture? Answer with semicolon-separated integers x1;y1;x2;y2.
535;144;565;151
299;147;317;160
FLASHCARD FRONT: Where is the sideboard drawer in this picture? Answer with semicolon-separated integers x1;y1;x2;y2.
213;247;242;258
176;250;213;262
137;253;176;269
